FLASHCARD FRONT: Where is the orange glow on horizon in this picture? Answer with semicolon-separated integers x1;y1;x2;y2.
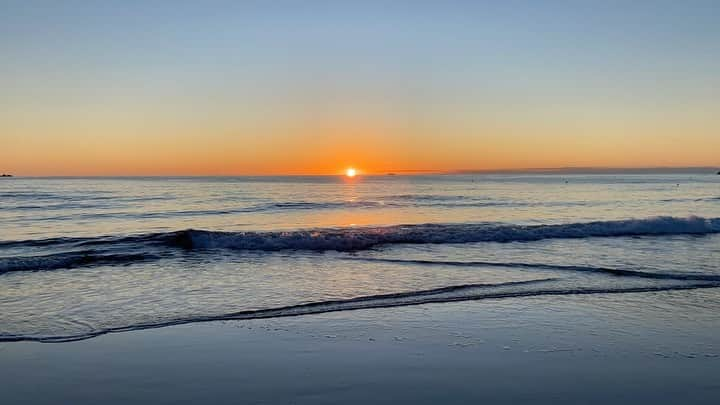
2;3;720;177
2;111;720;176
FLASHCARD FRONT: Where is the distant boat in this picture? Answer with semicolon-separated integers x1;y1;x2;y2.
0;174;12;177
717;171;720;175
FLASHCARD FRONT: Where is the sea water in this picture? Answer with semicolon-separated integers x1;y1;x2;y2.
1;174;719;342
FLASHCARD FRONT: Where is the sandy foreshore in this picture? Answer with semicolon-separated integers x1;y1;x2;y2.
2;290;719;404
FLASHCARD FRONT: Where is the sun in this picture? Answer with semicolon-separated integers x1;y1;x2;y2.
345;168;357;177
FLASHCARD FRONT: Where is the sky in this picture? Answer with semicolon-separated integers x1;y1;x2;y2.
1;0;719;175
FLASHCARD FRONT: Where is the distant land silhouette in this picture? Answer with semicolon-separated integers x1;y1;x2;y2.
452;167;720;175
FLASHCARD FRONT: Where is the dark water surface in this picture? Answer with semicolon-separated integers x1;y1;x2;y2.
1;174;719;342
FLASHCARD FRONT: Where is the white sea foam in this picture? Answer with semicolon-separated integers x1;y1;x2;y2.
184;216;720;252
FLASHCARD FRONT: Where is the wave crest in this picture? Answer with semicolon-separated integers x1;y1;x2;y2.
181;216;720;252
1;216;718;259
0;251;157;274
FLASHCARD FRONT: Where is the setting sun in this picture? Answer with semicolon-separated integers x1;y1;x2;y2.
345;168;357;177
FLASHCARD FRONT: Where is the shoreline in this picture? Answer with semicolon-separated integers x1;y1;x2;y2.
3;290;719;404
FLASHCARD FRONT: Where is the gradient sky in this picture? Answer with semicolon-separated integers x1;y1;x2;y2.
2;1;719;175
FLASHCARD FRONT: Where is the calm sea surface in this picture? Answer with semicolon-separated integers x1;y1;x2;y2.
1;174;719;342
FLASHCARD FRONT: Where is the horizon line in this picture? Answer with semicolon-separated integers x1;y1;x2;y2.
4;166;720;178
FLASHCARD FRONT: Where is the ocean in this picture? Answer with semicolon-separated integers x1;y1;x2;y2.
1;174;719;343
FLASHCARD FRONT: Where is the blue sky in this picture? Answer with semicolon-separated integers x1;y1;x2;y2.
2;1;719;174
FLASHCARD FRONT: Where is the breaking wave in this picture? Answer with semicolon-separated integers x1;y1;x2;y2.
0;251;159;274
1;217;718;258
179;216;720;251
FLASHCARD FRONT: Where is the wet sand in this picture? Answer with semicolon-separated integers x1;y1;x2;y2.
2;290;719;404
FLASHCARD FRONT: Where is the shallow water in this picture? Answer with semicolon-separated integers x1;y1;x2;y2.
3;290;720;405
1;174;719;342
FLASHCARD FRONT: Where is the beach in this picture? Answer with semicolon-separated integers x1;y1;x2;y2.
4;2;720;403
3;289;720;404
1;174;719;403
